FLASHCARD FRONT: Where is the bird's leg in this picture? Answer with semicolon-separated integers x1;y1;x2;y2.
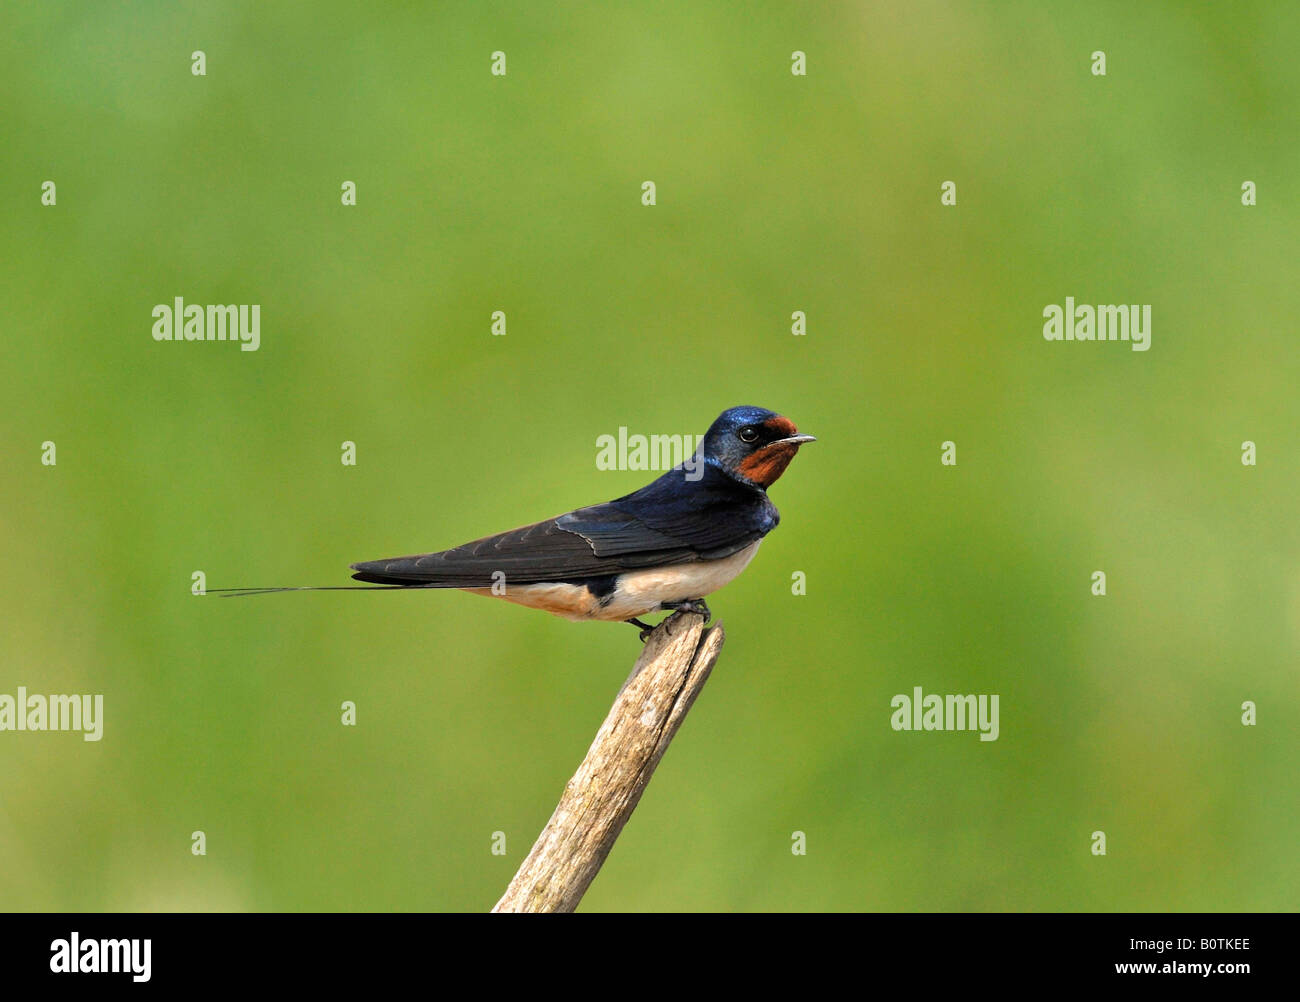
661;598;711;622
625;618;656;642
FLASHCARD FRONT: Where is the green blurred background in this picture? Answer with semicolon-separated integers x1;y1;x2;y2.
2;1;1297;911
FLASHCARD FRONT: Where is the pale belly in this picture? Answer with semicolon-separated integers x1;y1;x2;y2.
462;540;762;621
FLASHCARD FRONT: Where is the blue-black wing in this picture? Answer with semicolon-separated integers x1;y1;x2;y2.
350;466;777;587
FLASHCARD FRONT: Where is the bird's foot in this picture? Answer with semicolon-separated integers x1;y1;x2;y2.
625;617;656;643
628;601;711;642
661;598;711;622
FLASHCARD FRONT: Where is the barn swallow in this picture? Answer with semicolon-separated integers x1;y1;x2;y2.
216;406;814;637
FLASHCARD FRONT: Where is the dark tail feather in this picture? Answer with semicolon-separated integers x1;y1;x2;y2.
207;584;424;597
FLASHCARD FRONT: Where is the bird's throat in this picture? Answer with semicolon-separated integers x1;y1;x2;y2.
737;442;800;488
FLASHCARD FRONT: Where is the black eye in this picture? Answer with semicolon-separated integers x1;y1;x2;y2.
738;427;759;444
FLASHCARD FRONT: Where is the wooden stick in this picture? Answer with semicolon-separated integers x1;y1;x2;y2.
492;612;725;912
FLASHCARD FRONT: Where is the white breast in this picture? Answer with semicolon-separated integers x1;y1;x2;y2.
593;540;762;621
462;540;763;622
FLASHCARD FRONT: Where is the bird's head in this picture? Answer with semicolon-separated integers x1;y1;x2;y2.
702;406;816;489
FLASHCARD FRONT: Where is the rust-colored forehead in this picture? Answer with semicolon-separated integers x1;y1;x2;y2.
763;415;797;438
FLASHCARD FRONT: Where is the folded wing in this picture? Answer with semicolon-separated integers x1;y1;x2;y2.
350;485;770;588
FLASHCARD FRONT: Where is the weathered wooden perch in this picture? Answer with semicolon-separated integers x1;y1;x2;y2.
492;612;725;913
